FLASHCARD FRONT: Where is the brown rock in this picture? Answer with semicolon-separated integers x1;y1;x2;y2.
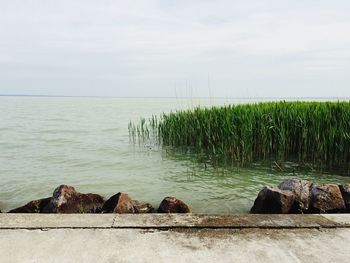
310;184;345;213
101;193;138;213
339;184;350;212
278;179;312;212
250;186;295;214
43;185;104;213
157;197;191;213
9;197;51;213
134;200;155;213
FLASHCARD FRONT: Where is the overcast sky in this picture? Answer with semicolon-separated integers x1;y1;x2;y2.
0;0;349;98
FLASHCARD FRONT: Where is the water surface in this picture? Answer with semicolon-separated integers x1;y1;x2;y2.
1;96;349;213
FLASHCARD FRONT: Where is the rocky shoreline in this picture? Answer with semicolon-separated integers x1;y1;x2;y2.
3;185;191;214
1;179;350;214
251;179;350;214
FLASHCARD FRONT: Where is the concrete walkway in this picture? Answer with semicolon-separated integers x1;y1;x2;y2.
1;214;350;263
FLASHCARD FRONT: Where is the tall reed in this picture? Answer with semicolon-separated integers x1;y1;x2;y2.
130;101;350;173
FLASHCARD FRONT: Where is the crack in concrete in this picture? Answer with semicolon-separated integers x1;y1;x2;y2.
111;215;118;227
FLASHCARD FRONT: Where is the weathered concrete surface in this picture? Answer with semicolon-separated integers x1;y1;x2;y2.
1;214;350;263
321;214;350;226
2;228;350;263
0;214;116;228
0;214;344;229
112;214;340;228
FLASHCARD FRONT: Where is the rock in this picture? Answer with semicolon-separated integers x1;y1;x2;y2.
278;179;312;212
340;184;350;212
250;186;295;214
9;197;51;213
310;184;345;213
101;193;138;213
134;200;155;213
43;185;104;213
157;197;191;213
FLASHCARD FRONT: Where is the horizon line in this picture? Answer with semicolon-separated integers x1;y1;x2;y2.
1;94;350;100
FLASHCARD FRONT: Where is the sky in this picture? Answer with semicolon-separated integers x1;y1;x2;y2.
0;0;349;98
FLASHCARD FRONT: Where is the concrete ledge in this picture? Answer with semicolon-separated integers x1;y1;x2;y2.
2;214;350;262
1;214;350;229
0;214;116;229
112;214;341;228
321;214;350;226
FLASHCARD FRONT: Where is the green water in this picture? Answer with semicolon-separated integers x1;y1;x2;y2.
1;96;349;213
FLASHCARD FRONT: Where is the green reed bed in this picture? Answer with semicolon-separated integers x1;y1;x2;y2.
129;101;350;173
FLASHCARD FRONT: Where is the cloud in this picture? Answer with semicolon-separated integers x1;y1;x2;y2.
0;0;349;97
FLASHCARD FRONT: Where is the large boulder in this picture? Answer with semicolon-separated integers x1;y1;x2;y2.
340;184;350;212
310;184;345;213
278;179;312;212
101;192;138;213
9;197;51;213
157;197;191;213
43;185;104;213
250;186;295;214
